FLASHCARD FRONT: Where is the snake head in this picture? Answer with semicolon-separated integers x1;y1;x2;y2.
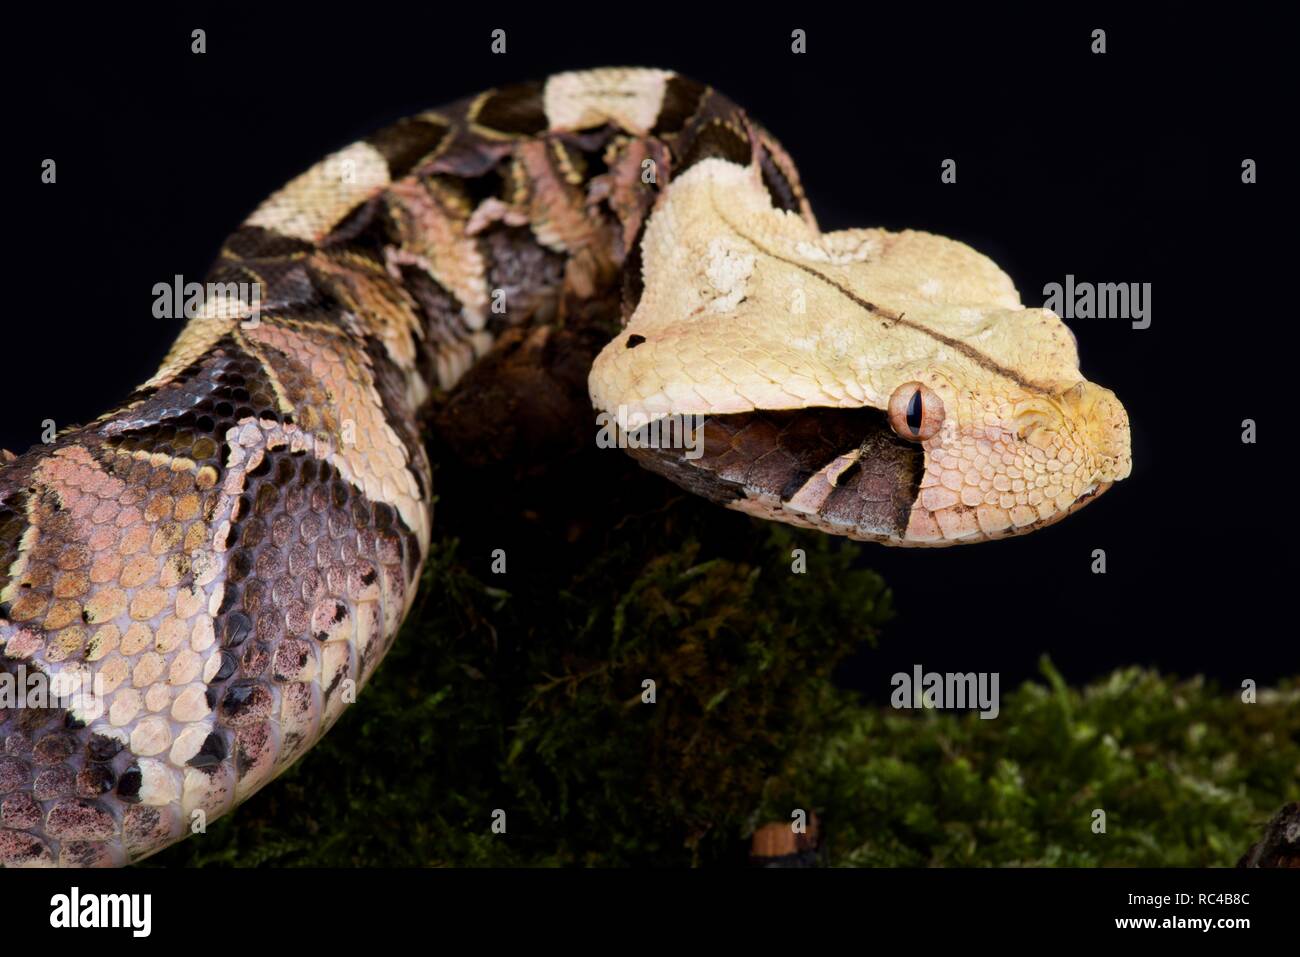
589;157;1132;546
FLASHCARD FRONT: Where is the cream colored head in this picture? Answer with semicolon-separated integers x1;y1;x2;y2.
589;159;1131;545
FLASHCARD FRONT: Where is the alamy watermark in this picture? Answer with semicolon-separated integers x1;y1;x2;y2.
891;664;1000;719
152;275;263;326
50;887;151;937
1043;274;1150;330
0;665;107;719
595;407;705;460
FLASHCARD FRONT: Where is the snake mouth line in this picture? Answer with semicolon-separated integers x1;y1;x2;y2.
619;405;925;540
1068;480;1111;510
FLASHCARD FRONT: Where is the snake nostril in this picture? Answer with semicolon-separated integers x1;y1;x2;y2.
626;335;646;349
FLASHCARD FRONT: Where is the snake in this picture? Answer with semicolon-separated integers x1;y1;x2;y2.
0;68;1130;867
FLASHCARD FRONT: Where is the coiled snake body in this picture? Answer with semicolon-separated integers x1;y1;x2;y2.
0;69;1130;866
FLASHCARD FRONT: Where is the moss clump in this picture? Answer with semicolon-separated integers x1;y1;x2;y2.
771;662;1299;866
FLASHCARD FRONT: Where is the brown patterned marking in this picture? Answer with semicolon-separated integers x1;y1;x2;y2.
674;112;753;172
141;313;243;392
472;81;548;137
753;127;813;223
316;196;387;252
306;253;429;404
480;225;567;330
619;230;646;320
426;129;514;179
75;762;115;798
32;732;76;764
0;440;228;801
652;74;709;135
756;135;804;215
360;335;428;497
390;263;471;389
515;138;620;299
587;137;670;257
222;225;315;260
104;339;293;470
365;116;451;178
549;139;587;190
0;490;30;606
384;177;490;324
219;682;273;728
217;246;311;297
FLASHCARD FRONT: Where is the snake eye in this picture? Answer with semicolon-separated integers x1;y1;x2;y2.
887;382;944;441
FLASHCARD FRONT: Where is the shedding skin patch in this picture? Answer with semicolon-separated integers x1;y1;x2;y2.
704;238;756;313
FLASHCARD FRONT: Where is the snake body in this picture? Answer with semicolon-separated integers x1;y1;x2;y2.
0;69;1129;866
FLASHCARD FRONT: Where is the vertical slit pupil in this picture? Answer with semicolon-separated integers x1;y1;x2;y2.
906;390;924;435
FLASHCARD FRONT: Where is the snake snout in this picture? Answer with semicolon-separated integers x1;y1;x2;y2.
1060;381;1132;483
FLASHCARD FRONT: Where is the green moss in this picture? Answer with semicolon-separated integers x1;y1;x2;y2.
775;663;1298;866
146;490;1298;867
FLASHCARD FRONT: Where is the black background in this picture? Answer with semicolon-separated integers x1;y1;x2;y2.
5;5;1287;696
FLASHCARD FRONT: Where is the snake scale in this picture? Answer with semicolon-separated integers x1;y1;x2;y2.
0;68;1130;867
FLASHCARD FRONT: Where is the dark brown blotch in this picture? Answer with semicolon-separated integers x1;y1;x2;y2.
186;731;228;769
473;81;548;135
365;116;450;178
653;74;708;135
